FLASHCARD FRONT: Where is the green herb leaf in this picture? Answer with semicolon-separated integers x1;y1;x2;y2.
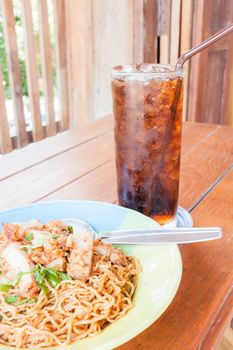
14;271;32;286
33;264;71;294
45;272;60;288
0;284;13;292
0;271;2;275
45;268;71;288
58;271;71;281
67;225;73;233
33;265;49;295
5;295;18;304
15;297;36;306
52;234;59;239
25;232;34;241
46;268;71;282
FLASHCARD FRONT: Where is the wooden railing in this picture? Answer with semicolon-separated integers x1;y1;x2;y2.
0;0;69;153
1;0;233;154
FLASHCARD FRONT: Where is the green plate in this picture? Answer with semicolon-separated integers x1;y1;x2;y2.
0;200;182;350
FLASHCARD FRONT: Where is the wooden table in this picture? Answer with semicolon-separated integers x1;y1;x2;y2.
1;116;233;349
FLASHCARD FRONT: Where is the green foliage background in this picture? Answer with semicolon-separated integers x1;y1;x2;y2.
0;15;28;99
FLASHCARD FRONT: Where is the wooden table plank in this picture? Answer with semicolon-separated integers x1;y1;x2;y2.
119;166;233;350
0;132;114;210
42;160;116;203
179;125;233;211
40;124;232;214
181;122;217;153
189;168;233;350
0;119;213;181
0;116;113;181
0;120;233;350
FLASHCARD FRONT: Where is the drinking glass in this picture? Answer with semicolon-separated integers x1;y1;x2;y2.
111;64;184;226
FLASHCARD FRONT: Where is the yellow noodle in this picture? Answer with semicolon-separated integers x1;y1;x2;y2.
0;253;140;348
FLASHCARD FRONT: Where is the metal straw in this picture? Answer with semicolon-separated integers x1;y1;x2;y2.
176;23;233;70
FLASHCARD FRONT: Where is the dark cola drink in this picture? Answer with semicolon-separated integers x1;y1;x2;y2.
111;64;184;225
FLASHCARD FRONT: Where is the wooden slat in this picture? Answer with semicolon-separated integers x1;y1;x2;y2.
65;0;93;126
1;0;28;148
0;120;233;350
179;126;233;210
187;0;204;122
0;120;216;201
0;64;12;153
143;0;158;63
181;122;217;153
44;126;233;350
169;0;181;64
132;0;144;63
41;160;116;204
53;0;69;130
180;168;233;350
0;132;114;211
116;130;233;350
21;0;43;141
158;0;171;64
1;119;215;205
223;2;233;127
92;0;133;120
41;123;220;204
0;115;113;181
38;0;56;136
180;0;193;120
188;0;233;126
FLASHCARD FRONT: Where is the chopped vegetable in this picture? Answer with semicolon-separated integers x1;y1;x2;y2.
33;265;49;295
45;268;71;288
0;271;2;275
16;297;36;306
0;264;72;297
67;225;73;233
32;264;71;294
45;272;60;288
25;232;34;241
5;295;18;304
5;295;36;306
14;271;33;286
0;284;13;292
0;271;33;293
52;234;59;239
20;238;45;250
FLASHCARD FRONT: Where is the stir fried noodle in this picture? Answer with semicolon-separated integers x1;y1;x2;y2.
0;251;139;348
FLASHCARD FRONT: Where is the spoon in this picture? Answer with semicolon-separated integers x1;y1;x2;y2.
62;218;222;245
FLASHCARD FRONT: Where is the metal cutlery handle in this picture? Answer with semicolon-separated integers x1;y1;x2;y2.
102;229;222;244
101;227;222;239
